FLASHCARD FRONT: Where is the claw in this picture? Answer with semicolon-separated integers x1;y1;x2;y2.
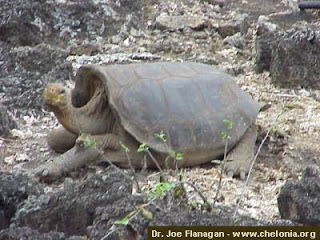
240;171;246;180
42;169;49;177
32;164;61;183
227;170;234;178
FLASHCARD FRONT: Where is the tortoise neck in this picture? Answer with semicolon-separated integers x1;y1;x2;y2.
51;105;75;133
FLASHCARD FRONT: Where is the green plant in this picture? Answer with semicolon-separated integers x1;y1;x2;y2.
78;133;97;149
168;149;184;161
104;130;212;238
214;118;233;205
154;131;167;142
119;141;141;193
114;217;129;226
137;143;149;153
221;118;233;140
154;131;183;173
119;141;130;152
147;182;175;201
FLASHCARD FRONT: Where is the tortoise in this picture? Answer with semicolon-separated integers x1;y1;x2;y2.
35;62;264;181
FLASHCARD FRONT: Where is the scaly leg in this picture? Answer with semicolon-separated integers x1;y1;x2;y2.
225;124;257;180
47;126;78;153
34;133;121;182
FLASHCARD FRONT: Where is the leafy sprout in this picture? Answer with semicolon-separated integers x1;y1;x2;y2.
175;152;184;161
221;118;233;140
223;118;233;129
114;217;129;226
140;208;153;220
168;149;183;161
221;131;228;140
119;141;130;153
147;182;174;201
137;143;149;153
154;131;167;142
78;133;97;149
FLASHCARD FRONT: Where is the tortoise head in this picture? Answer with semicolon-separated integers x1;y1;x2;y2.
43;83;70;110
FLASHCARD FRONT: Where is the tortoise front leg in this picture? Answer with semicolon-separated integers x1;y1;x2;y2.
47;126;78;153
34;133;121;182
224;124;257;180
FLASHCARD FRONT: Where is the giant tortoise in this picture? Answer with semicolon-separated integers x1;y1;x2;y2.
35;62;264;181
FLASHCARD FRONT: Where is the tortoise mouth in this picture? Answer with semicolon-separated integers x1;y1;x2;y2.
71;72;102;108
43;84;69;109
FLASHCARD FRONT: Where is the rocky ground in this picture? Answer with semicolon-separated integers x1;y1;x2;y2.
1;0;320;238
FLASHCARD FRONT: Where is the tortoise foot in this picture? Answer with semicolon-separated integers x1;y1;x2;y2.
34;141;101;182
224;125;257;180
225;159;249;180
33;161;64;182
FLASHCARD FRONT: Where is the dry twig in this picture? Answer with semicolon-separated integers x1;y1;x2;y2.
124;150;142;193
214;136;229;206
232;111;283;219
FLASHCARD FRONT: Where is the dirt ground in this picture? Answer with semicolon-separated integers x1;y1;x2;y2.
1;0;320;223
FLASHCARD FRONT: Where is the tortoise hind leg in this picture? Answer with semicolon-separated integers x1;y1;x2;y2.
47;126;78;153
225;124;257;180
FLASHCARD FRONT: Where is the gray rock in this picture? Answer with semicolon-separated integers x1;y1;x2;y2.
254;12;320;89
0;172;44;230
223;32;245;49
14;169;132;237
210;0;224;8
0;0;142;47
90;199;294;239
156;14;206;31
0;105;17;137
0;44;71;111
215;13;249;38
111;35;123;44
278;165;320;225
254;16;278;73
0;0;142;113
270;24;320;89
69;43;100;56
0;167;294;240
0;226;76;240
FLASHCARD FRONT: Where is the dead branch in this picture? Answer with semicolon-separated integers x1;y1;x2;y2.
232;111;283;219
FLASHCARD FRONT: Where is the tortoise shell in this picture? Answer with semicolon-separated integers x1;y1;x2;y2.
73;62;261;155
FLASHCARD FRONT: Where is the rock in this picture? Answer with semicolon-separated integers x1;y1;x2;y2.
254;12;320;89
0;0;142;47
254;16;278;73
69;43;100;56
87;195;145;239
14;168;132;237
0;167;292;240
214;13;249;38
223;32;245;49
0;226;73;240
68;52;160;70
0;172;44;230
0;105;17;137
111;35;123;44
210;0;224;8
278;166;320;225
270;23;320;89
156;14;206;31
89;199;294;239
0;44;70;111
0;0;142;113
10;44;69;76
